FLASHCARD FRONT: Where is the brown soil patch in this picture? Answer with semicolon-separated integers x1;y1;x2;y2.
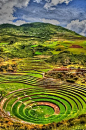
37;102;60;114
0;98;7;109
70;45;83;48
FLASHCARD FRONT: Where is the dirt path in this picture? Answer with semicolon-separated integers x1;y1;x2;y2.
38;102;60;114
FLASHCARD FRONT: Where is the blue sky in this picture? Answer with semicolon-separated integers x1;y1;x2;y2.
0;0;86;36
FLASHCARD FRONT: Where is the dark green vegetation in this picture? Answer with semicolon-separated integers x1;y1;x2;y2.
0;22;86;129
47;51;86;65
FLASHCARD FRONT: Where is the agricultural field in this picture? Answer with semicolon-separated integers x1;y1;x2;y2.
0;22;86;130
1;82;86;125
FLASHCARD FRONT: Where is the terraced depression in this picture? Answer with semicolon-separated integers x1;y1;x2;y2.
1;82;86;124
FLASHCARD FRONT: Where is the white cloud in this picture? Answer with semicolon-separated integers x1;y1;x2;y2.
33;0;72;10
34;0;42;3
0;20;27;26
44;0;72;10
42;18;60;25
13;20;27;26
46;0;72;5
66;20;86;36
22;16;41;22
0;0;30;24
16;17;60;26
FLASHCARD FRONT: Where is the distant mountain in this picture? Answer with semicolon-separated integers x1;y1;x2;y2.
0;22;86;59
0;22;85;44
0;23;17;28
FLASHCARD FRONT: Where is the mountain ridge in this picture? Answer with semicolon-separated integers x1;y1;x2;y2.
0;22;85;38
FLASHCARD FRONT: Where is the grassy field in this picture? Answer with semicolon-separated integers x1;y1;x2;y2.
1;82;85;125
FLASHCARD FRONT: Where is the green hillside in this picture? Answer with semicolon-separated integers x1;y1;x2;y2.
0;22;86;59
0;22;85;44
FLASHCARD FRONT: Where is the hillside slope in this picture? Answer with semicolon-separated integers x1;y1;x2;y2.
0;22;85;43
0;22;86;60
